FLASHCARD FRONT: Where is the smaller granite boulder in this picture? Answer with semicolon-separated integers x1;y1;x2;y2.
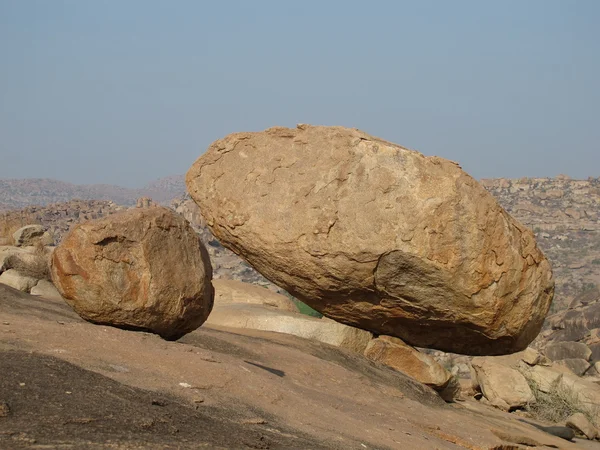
364;336;451;391
471;357;535;410
555;358;591;377
12;225;53;247
51;207;214;340
30;280;64;302
545;342;592;362
0;269;38;292
566;413;598;440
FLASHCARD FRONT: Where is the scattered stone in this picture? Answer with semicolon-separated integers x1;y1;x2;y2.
187;125;554;355
13;225;53;247
520;365;563;393
241;418;268;425
545;341;592;362
51;207;214;340
0;269;39;292
30;280;64;301
555;358;591;376
363;336;451;391
471;357;535;410
566;412;598;440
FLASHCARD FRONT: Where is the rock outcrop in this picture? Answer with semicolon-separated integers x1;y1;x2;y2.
51;207;214;339
187;125;554;355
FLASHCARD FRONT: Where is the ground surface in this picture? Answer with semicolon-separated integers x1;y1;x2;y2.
1;284;599;449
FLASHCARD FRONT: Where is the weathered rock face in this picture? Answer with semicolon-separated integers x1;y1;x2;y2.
186;125;554;355
51;207;214;339
364;336;451;391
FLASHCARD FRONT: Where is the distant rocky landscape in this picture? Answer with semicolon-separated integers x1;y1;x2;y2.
1;126;599;448
0;175;185;209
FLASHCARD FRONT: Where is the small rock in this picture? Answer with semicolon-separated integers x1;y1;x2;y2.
555;358;591;376
0;402;10;417
566;412;598;440
242;418;268;425
0;269;39;292
545;341;592;362
151;399;167;407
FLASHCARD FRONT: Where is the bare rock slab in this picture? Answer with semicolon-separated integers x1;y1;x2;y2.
50;207;214;339
186;125;554;355
205;303;372;353
212;278;298;312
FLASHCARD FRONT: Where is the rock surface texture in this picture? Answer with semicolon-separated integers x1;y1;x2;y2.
51;207;214;339
186;125;554;355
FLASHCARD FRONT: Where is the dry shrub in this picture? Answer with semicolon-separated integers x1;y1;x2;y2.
3;249;51;281
524;376;599;427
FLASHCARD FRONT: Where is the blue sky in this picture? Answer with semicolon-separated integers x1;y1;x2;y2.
0;0;598;186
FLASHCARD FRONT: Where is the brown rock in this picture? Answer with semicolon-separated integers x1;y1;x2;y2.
0;269;38;292
50;207;213;339
12;225;53;247
30;280;64;302
555;358;591;376
471;357;535;410
186;125;554;355
363;336;451;390
521;365;564;393
212;279;298;312
545;341;592;362
566;413;598;440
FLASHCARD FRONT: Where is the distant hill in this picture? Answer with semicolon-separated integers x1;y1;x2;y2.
0;175;186;210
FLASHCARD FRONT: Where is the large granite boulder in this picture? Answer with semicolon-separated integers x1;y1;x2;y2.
51;207;214;339
186;125;554;355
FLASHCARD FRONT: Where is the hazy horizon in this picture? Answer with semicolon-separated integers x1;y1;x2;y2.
1;1;599;187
